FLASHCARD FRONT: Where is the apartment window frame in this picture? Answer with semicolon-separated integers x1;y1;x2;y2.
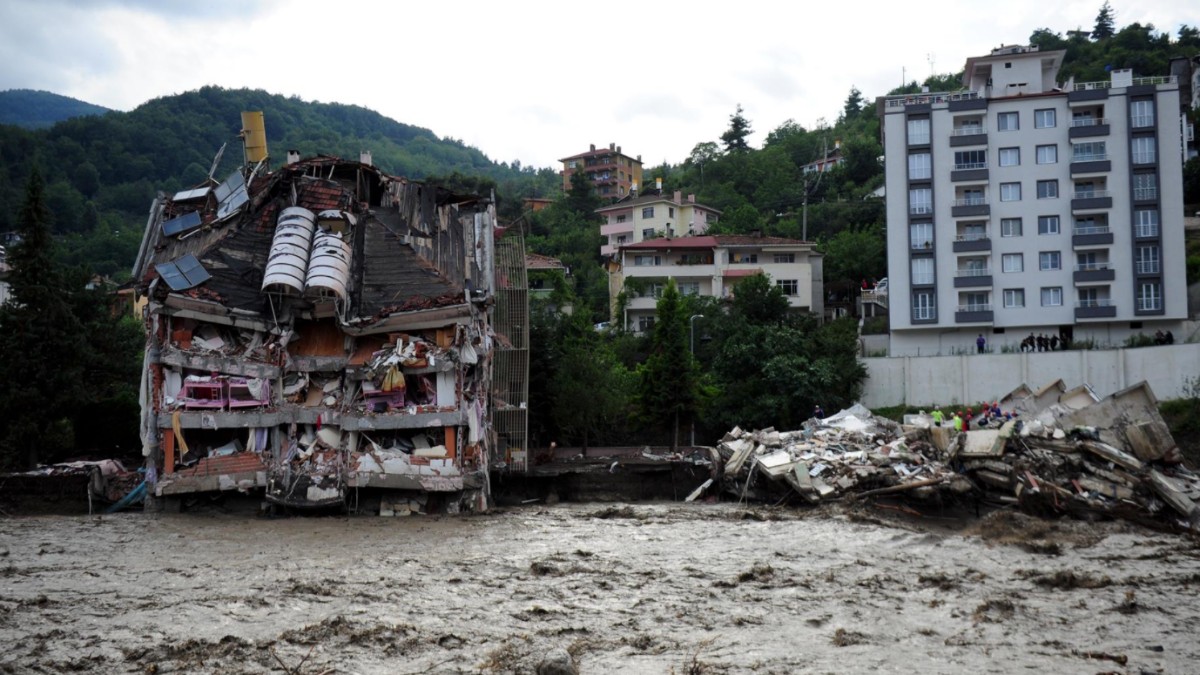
1000;218;1023;237
999;182;1021;202
997;111;1019;131
954;149;987;170
1073;141;1107;162
1130;99;1155;128
633;254;662;267
909;222;933;250
1001;253;1024;273
1039;251;1062;271
1131;135;1156;165
641;227;656;239
641;206;655;218
911;257;934;286
1038;215;1060;235
909;187;932;215
1003;289;1026;308
998;147;1020;167
1041;287;1063;307
1036;179;1059;199
1036;144;1058;165
773;253;796;264
1137;281;1162;311
1135;245;1160;275
775;279;799;296
1034;108;1057;129
1135;208;1159;237
908;152;932;180
912;291;935;321
907;118;931;145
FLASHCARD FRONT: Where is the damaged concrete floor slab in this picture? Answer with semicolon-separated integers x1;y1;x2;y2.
1;504;1198;673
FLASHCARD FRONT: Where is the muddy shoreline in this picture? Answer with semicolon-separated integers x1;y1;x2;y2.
1;503;1197;673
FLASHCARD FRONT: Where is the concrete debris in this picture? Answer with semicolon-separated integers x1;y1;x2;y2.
717;381;1199;532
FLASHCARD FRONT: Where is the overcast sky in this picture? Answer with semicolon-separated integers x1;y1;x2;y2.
0;0;1193;170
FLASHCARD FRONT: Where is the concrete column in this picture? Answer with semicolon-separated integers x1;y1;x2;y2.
1117;347;1126;390
903;356;912;404
961;355;969;405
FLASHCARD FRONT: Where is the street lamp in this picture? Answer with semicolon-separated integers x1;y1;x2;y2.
689;314;704;447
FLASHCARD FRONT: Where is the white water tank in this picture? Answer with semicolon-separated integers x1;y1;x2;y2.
262;206;316;294
305;230;352;301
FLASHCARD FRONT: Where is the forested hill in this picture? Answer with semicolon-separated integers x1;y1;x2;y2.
0;89;110;129
0;86;556;278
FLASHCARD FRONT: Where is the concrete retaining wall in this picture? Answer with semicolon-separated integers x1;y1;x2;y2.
861;342;1200;407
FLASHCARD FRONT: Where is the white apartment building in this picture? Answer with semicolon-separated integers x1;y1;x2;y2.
597;186;721;257
882;44;1189;356
613;235;823;333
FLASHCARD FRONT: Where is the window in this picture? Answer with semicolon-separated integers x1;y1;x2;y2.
954;150;987;170
678;282;701;296
615;235;628;245
909;222;933;249
1039;251;1061;270
961;292;990;311
911;257;934;285
1000;182;1021;202
1002;253;1024;273
1001;218;1023;237
907;118;930;145
732;253;758;264
1073;141;1107;162
615;214;627;223
959;222;986;241
1038;216;1060;235
1131;99;1155;128
773;253;795;264
997;111;1018;131
1076;251;1104;270
998;147;1020;167
1041;287;1063;306
912;291;935;321
908;152;931;179
1034;108;1056;128
668;207;675;218
775;279;798;296
1078;288;1104;307
642;206;655;218
636;316;655;332
1137;282;1162;311
1036;180;1058;199
633;255;661;266
909;188;932;215
1036;144;1058;164
642;228;657;239
1136;245;1160;274
1133;173;1158;201
956;118;983;135
1135;209;1159;237
1132;136;1156;165
1003;289;1025;308
1073;181;1097;198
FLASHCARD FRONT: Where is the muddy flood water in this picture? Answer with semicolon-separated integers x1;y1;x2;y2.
1;502;1198;674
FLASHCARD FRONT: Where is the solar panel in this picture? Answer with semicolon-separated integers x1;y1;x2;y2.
213;170;244;203
161;211;203;237
155;254;212;291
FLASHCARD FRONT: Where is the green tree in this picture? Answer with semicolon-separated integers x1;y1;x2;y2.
1093;1;1116;40
565;169;601;217
821;227;887;289
0;169;88;468
636;279;702;451
550;311;633;454
720;104;753;154
842;87;865;121
729;273;790;325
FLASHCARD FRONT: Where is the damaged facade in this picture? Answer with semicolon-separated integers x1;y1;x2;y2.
132;113;525;513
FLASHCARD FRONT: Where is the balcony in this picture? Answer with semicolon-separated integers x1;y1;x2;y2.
955;304;994;323
884;90;981;109
1072;225;1113;246
951;197;989;217
1134;224;1159;239
1070;155;1111;175
953;268;992;288
952;234;991;252
600;221;633;236
910;239;935;253
950;127;988;147
951;165;989;182
1136;298;1164;313
1073;262;1115;283
1071;191;1112;211
1068;118;1110;138
1075;299;1116;319
1133;187;1158;202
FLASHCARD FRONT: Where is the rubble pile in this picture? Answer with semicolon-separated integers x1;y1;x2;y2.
716;383;1200;532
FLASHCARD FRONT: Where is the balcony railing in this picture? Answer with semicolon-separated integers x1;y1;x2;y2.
1135;224;1159;238
952;197;987;207
957;303;992;313
910;240;934;250
1137;298;1163;311
1132;151;1156;165
955;267;991;277
1134;187;1158;200
885;90;981;109
1072;190;1110;199
909;205;933;215
1070;117;1108;127
1076;298;1114;308
951;126;986;136
954;161;987;170
955;233;988;242
1135;261;1161;274
1072;75;1175;91
1071;154;1108;163
1074;262;1111;272
912;308;936;321
1073;225;1110;236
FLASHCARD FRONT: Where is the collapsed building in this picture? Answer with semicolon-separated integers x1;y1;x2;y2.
131;113;528;513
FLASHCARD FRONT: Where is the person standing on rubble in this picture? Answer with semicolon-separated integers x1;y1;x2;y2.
932;408;944;427
952;412;963;431
813;404;825;420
